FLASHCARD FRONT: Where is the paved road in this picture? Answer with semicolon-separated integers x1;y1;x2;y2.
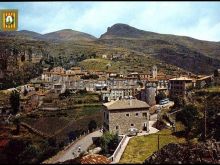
137;120;159;136
43;130;103;164
56;130;103;163
150;113;158;121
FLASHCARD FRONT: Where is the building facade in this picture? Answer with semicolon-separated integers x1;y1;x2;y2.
169;77;193;99
103;99;150;135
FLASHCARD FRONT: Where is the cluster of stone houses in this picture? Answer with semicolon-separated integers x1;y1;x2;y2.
38;66;220;105
12;64;219;135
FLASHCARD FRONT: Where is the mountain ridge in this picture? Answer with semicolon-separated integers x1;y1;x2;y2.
0;29;97;42
97;23;220;74
0;23;220;74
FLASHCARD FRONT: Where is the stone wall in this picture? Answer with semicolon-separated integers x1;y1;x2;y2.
104;108;149;135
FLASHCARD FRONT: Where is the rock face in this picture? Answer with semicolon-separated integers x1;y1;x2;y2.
100;23;157;39
144;141;220;164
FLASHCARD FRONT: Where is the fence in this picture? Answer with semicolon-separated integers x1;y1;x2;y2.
108;134;127;163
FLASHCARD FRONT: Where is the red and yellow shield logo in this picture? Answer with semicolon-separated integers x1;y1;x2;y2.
0;9;18;31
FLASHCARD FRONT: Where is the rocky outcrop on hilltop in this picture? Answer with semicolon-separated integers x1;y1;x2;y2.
100;23;157;39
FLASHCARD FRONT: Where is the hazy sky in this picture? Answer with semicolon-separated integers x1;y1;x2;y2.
1;2;220;41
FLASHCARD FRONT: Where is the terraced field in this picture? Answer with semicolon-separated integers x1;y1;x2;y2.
21;92;103;144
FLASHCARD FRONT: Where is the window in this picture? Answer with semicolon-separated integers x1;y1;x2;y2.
135;113;139;117
126;113;130;117
131;124;134;127
116;126;119;130
142;112;147;117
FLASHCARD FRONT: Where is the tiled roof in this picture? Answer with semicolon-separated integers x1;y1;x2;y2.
0;139;9;148
104;99;150;110
197;76;212;80
81;154;111;164
169;77;193;81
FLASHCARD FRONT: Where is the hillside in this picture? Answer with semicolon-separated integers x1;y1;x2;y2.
0;30;44;40
43;29;97;42
98;23;220;74
0;29;97;42
1;23;220;89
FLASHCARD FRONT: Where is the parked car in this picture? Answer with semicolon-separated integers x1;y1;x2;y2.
127;128;138;136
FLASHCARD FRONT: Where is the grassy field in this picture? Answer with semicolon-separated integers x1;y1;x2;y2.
119;128;186;164
79;58;120;72
199;86;220;93
0;90;10;106
79;53;185;76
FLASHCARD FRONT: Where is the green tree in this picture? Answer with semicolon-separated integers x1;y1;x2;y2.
48;137;57;147
155;91;166;104
176;104;199;136
68;131;76;142
10;90;21;134
10;90;20;115
18;144;40;164
172;96;184;108
100;132;118;154
88;120;97;132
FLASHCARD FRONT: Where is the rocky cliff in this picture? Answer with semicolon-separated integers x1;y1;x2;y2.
144;141;220;164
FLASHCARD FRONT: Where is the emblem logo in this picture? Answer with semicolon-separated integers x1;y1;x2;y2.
0;9;18;31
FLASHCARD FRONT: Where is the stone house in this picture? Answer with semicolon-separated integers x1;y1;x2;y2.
70;67;81;73
103;98;150;135
139;73;151;80
127;72;139;79
50;66;66;74
53;82;66;94
98;86;134;102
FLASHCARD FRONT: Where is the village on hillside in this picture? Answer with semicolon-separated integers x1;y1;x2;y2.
1;2;220;164
0;60;220;164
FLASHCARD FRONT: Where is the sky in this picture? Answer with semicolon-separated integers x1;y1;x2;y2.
1;2;220;41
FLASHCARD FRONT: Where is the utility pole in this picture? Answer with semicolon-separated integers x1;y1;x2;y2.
204;96;207;142
157;134;160;151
